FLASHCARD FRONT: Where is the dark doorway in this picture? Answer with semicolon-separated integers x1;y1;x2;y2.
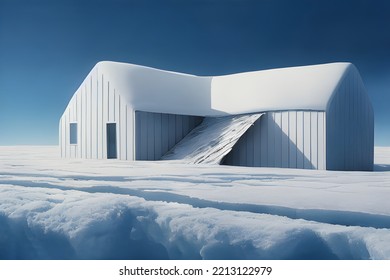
107;123;117;159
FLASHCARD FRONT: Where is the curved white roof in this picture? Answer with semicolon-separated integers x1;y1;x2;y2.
211;62;353;114
81;61;357;116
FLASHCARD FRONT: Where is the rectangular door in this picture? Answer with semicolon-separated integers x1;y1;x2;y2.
107;123;117;159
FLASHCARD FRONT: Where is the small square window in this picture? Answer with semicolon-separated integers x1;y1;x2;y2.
70;123;77;144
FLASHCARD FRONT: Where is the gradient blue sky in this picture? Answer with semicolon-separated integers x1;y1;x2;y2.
0;0;389;146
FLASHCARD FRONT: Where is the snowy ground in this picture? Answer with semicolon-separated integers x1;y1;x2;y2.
0;146;390;260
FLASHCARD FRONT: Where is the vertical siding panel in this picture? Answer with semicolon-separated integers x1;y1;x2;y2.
274;112;282;167
281;111;289;168
96;72;101;159
91;73;98;159
289;111;297;168
135;112;141;160
260;114;268;167
135;112;204;161
102;79;108;158
63;116;66;157
354;73;361;169
246;126;254;167
82;87;87;158
341;81;347;170
61;117;64;157
182;115;189;135
154;113;162;160
126;107;133;160
66;111;69;157
88;78;92;158
351;72;355;169
161;114;170;156
95;72;99;158
123;106;127;160
355;74;360;169
64;113;67;157
107;82;110;122
327;91;338;170
350;72;355;169
102;81;106;159
140;112;148;160
116;92;121;158
87;81;91;159
303;112;312;169
267;113;275;167
311;112;318;169
188;117;195;134
253;119;261;167
168;114;176;149
296;111;304;168
318;112;325;170
357;73;363;169
119;97;126;160
233;139;240;165
78;90;82;158
345;75;351;169
69;99;73;123
238;134;246;166
74;96;78;159
64;113;68;158
108;85;115;123
356;73;361;169
175;115;183;143
59;119;62;157
77;91;82;158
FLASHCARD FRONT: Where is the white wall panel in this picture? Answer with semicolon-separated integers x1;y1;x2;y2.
175;115;183;143
303;112;312;169
296;111;304;169
317;113;325;170
326;67;374;171
97;72;102;159
147;112;155;160
281;111;289;168
81;87;86;158
223;111;326;169
126;107;133;160
267;113;275;167
310;112;318;169
253;116;261;166
135;111;203;160
60;66;136;161
161;114;169;156
288;111;297;168
91;71;97;159
274;112;282;167
119;96;127;160
168;114;176;148
154;113;162;160
246;123;254;166
60;62;372;171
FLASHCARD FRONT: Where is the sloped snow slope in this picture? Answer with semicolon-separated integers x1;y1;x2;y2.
161;113;263;164
0;146;390;260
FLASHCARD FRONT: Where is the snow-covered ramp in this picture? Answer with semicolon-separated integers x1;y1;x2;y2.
161;113;263;164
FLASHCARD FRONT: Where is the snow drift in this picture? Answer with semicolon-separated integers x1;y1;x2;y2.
0;146;390;260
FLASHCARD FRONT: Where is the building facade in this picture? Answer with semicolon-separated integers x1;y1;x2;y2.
59;61;374;171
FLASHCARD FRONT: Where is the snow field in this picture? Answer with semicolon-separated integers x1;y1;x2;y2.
0;146;389;259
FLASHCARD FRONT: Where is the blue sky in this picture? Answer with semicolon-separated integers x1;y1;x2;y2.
0;0;389;146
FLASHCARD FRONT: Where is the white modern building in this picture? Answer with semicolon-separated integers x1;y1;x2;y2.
59;61;374;171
